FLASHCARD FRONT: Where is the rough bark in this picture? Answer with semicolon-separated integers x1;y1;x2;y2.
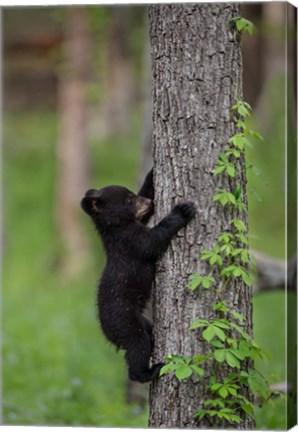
149;4;254;428
56;7;91;277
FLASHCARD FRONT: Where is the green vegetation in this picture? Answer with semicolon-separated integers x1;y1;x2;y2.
229;16;256;36
160;98;277;427
3;99;286;428
3;111;148;426
246;77;286;258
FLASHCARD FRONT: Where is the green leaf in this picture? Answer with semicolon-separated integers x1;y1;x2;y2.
223;373;239;384
212;301;230;313
226;148;241;159
188;274;216;291
227;414;241;424
201;250;214;260
233;267;242;277
227;193;236;204
175;365;193;381
210;339;225;348
213;189;236;207
229;133;246;150
203;325;216;342
189;318;209;330
193;353;213;363
239;105;250;118
210;255;218;266
236;19;246;31
218;233;233;244
191;365;204;377
214;244;221;254
202;276;215;289
221;244;232;256
212;193;223;204
231;219;247;232
226;337;238;349
187;273;202;291
212;318;230;329
227;164;236;177
220;195;228;205
229;348;248;360
232;99;252;119
241;249;249;263
235;233;248;244
239;101;252;116
233;185;242;200
194;409;207;420
218;152;228;163
239;269;253;286
214;326;226;341
214;165;226;175
247;128;264;142
236;201;247;213
230;322;250;339
236;119;246;130
160;364;178;376
232;311;246;323
214;349;226;363
247;369;270;399
204;398;225;408
225;351;240;368
231;248;243;257
241;402;254;415
211;382;222;391
219;386;229;398
167;355;187;364
220;265;238;278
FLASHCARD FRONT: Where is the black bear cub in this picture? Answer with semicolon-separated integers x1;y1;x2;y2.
81;169;195;383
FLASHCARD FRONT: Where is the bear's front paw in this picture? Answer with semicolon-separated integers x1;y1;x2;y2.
173;202;196;223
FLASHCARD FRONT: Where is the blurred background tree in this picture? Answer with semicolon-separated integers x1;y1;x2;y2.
56;7;92;277
2;3;296;429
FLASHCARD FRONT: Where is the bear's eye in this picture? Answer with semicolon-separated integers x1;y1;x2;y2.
126;196;134;205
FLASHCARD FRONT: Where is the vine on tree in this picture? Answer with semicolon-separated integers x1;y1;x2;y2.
159;16;280;426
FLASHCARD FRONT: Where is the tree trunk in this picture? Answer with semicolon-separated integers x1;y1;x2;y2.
149;4;254;428
56;7;91;277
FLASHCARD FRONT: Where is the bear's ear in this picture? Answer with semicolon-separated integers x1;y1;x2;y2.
81;196;103;216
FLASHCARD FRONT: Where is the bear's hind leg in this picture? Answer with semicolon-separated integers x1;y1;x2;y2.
124;314;163;383
125;340;163;383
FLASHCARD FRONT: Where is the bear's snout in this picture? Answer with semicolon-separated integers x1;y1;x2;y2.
135;197;152;220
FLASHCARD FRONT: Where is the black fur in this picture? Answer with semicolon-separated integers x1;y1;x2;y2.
81;169;196;382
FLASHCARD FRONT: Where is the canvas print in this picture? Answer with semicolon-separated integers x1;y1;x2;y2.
1;2;297;429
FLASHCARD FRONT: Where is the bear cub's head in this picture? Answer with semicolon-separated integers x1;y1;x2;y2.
81;185;152;226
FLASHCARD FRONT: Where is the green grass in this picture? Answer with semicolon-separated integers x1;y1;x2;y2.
2;91;288;428
246;75;288;429
3;111;148;426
